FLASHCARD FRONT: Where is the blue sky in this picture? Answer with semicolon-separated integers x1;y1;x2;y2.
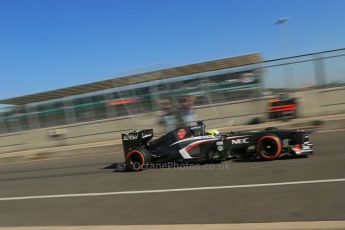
0;0;344;98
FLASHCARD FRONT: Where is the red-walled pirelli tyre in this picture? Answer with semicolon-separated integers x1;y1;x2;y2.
256;135;282;160
125;147;150;171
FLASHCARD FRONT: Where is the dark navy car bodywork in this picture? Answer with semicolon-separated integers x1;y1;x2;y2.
121;123;313;171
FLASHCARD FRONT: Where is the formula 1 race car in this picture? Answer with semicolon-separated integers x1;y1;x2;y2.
121;122;313;171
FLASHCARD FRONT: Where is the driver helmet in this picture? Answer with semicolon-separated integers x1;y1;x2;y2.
206;129;220;136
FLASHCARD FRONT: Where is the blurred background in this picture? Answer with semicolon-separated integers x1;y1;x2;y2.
0;0;344;150
0;48;344;134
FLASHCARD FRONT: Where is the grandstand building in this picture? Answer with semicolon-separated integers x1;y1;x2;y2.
0;53;262;133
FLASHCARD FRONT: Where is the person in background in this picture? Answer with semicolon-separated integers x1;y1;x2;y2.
176;95;196;127
158;98;177;133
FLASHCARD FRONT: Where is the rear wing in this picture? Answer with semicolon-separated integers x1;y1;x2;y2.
122;129;153;152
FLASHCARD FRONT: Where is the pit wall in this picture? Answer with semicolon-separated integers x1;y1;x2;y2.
296;86;345;117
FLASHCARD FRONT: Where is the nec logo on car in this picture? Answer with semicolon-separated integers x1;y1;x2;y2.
232;138;250;144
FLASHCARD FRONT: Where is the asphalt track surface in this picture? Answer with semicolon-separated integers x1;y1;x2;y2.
0;130;344;227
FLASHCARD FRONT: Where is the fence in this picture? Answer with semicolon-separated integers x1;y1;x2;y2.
262;48;345;90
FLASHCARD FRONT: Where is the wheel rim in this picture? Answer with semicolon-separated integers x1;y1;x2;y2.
257;136;281;160
126;150;145;170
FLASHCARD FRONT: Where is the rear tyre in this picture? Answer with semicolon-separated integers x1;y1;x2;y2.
125;147;150;171
256;135;282;160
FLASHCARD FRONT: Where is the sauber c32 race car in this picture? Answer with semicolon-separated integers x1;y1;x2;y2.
121;122;313;171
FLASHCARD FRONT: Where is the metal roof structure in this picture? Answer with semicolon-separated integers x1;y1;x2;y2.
0;53;262;105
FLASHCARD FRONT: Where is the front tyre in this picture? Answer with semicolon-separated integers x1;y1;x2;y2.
125;147;150;171
256;135;282;160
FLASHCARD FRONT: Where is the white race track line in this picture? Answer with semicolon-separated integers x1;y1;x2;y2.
0;178;345;202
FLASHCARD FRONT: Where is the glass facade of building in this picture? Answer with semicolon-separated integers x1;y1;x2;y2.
0;67;262;134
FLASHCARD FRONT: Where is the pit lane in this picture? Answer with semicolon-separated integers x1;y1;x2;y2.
0;130;344;226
